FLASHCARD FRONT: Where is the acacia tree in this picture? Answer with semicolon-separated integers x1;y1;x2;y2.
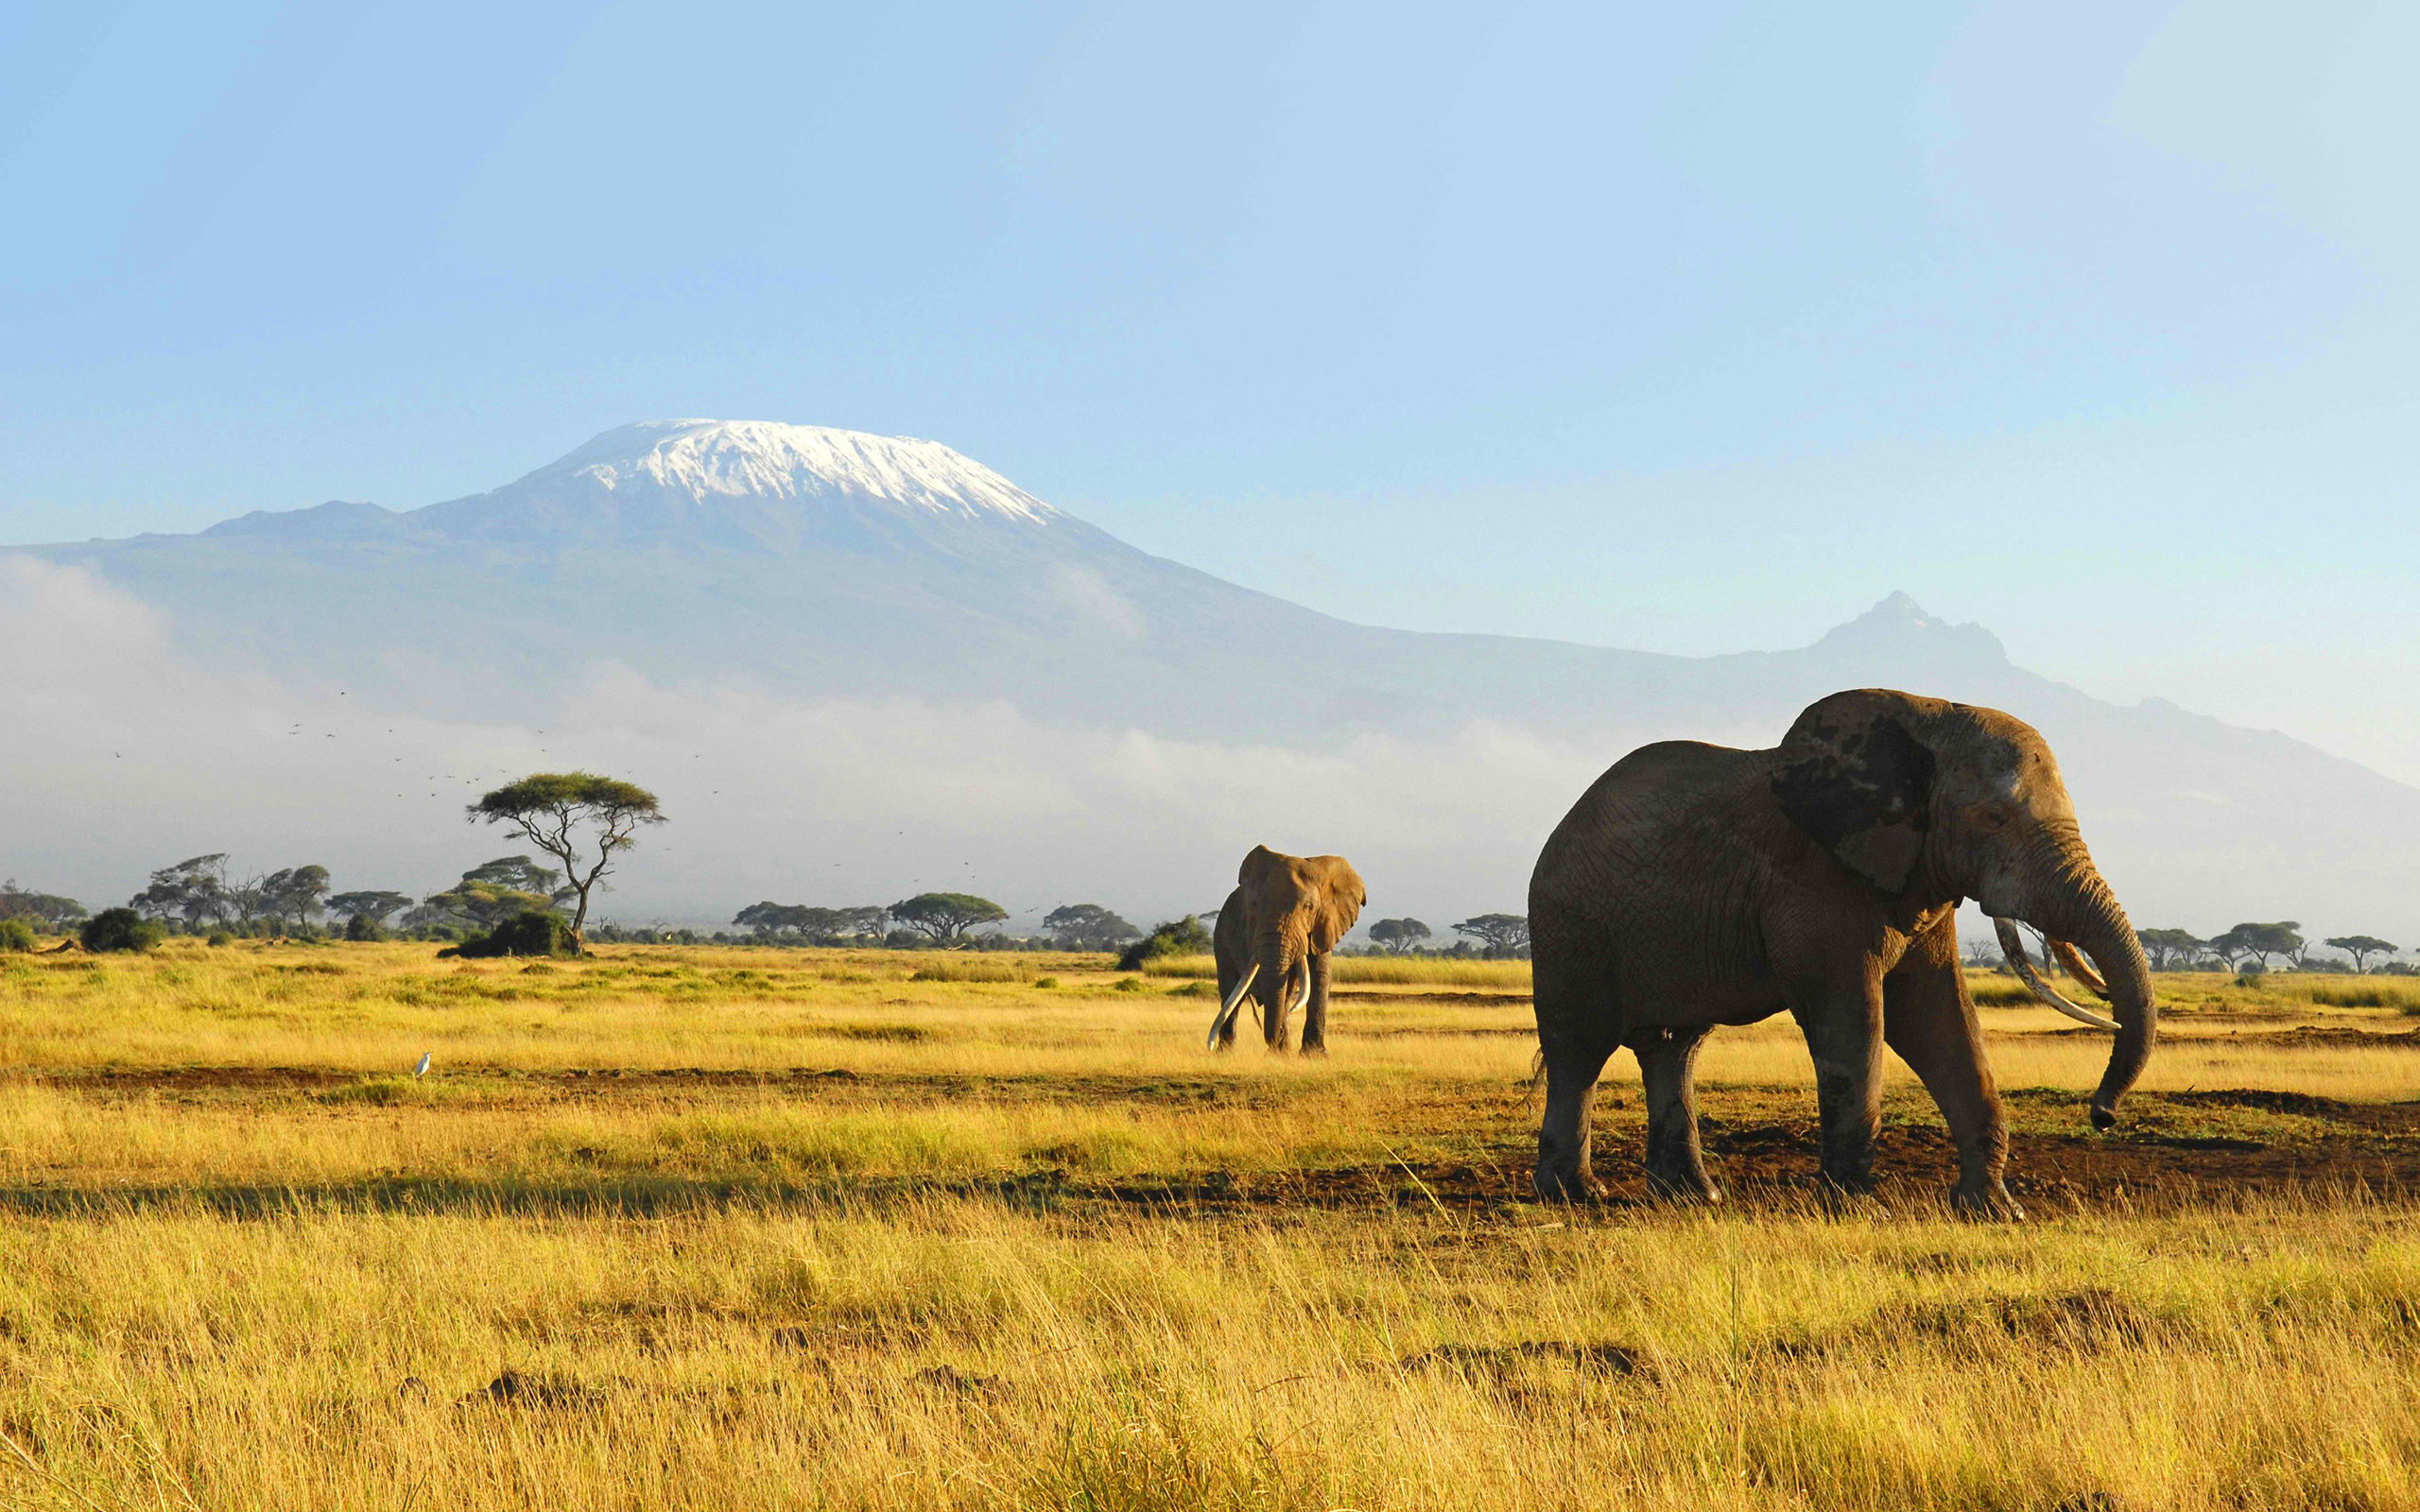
1369;918;1432;954
2210;921;2303;971
467;774;664;948
1043;904;1140;951
0;883;86;930
2136;929;2208;972
256;866;332;929
2325;936;2398;972
130;854;233;930
890;892;1009;946
326;890;415;926
1453;914;1530;957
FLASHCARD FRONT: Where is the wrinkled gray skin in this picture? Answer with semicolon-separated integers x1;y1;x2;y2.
1529;689;2157;1217
1211;846;1367;1055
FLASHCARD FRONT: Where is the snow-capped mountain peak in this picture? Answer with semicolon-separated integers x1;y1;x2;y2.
527;420;1058;524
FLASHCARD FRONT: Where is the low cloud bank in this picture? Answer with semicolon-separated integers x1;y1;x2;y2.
7;557;2401;940
0;557;1600;930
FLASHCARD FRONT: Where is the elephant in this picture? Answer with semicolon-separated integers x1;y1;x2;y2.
1527;688;2155;1217
1204;846;1368;1054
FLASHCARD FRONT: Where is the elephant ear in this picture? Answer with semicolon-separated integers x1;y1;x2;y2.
1771;691;1937;894
1237;845;1283;887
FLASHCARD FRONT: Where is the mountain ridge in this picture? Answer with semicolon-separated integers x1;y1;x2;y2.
9;419;2414;924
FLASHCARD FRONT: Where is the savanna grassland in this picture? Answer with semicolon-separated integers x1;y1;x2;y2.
1;940;2416;1510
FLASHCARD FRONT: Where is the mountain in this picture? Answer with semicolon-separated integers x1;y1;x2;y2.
12;420;2416;928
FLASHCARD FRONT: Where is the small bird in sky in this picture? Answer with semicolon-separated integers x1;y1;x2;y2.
413;1052;431;1078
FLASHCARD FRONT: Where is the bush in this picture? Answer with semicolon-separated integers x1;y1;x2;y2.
1117;915;1213;971
81;908;165;954
909;961;1022;984
0;919;36;953
344;912;385;942
206;932;233;947
445;909;578;959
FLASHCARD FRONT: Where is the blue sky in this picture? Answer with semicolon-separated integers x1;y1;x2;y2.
4;0;2414;780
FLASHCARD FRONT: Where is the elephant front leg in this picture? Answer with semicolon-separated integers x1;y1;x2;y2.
1298;952;1331;1056
1791;981;1885;1197
1884;955;2021;1220
1634;1026;1719;1202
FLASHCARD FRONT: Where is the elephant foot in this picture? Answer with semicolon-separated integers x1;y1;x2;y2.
1948;1177;2025;1223
1812;1171;1879;1216
1530;1165;1607;1204
1297;1040;1327;1057
1645;1166;1723;1206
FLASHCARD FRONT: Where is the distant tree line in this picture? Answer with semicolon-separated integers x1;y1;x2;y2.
1352;914;1531;959
1965;920;2411;976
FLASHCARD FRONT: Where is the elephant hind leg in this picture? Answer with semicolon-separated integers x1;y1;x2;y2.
1635;1025;1720;1203
1530;947;1620;1202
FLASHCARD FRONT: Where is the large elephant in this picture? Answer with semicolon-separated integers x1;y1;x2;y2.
1205;846;1367;1054
1528;688;2155;1216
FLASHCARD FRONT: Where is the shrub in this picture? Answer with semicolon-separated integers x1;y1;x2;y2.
0;919;36;953
1032;977;1060;989
344;912;385;942
1112;977;1148;993
81;908;165;954
2304;983;2420;1012
909;961;1022;984
206;932;233;947
446;909;578;959
1117;916;1212;971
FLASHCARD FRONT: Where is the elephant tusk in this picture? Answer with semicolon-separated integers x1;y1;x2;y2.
1995;918;2121;1032
1208;964;1259;1048
2048;938;2113;1002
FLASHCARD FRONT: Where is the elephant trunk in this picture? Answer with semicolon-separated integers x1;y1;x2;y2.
1258;924;1308;1038
2014;828;2158;1130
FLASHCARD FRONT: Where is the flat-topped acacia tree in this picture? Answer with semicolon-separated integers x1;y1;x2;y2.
467;772;664;949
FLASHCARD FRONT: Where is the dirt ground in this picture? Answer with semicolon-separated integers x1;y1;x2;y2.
26;1063;2420;1216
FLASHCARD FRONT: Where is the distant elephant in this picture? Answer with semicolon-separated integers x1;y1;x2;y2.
1529;688;2155;1217
1205;846;1368;1054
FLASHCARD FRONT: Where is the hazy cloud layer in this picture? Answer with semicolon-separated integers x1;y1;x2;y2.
8;556;2406;943
0;556;1601;930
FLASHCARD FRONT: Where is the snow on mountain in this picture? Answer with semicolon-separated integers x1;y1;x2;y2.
502;421;1058;523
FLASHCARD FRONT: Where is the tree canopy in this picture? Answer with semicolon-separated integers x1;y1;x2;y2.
2210;921;2304;971
130;854;233;928
2136;929;2207;971
1368;918;1432;953
2325;936;2399;971
0;882;86;928
255;866;331;923
889;892;1009;945
733;903;888;944
129;855;331;932
1042;904;1140;951
326;890;416;926
1453;914;1530;956
468;774;664;947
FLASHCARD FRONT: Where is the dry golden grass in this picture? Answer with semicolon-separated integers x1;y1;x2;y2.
1140;952;1533;988
0;941;2415;1508
3;1194;2416;1509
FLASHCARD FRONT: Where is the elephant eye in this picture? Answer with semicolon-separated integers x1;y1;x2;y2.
1973;801;2013;833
